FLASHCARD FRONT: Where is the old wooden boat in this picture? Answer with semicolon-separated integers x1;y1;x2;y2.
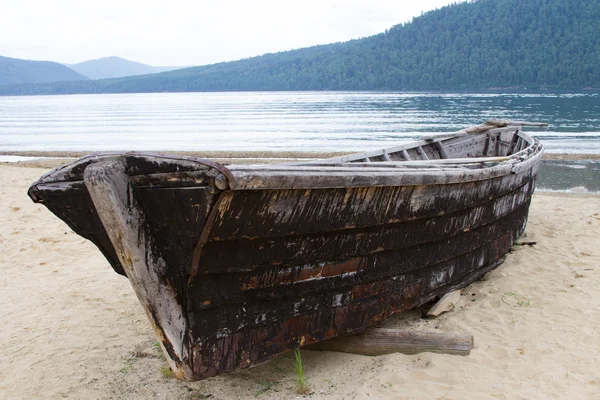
28;120;544;381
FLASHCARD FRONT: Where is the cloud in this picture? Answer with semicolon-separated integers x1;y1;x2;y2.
0;0;461;66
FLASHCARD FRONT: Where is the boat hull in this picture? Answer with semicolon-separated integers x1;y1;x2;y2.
28;124;543;380
186;172;535;378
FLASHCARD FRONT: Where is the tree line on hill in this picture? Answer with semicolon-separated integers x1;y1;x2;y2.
0;0;598;95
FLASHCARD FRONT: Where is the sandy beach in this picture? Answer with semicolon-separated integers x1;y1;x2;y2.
1;163;599;400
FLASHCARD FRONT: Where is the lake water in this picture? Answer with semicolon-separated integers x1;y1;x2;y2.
1;91;599;193
0;91;599;153
536;160;600;193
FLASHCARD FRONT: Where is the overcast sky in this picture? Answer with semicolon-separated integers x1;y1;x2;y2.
2;0;462;67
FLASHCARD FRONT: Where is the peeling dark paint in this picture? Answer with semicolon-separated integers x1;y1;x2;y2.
27;126;543;381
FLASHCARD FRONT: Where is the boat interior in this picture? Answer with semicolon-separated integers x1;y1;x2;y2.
296;120;543;167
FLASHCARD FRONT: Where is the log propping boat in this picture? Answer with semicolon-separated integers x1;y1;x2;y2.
28;120;544;381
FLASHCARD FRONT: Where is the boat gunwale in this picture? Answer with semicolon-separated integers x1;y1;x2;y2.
28;124;544;194
224;143;543;190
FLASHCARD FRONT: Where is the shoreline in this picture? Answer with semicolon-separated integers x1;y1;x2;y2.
3;150;600;160
2;150;600;163
0;150;347;159
0;150;346;169
4;151;599;194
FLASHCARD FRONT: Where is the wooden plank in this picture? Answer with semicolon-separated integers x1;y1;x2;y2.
420;126;515;141
486;120;548;127
276;156;513;168
382;149;392;161
130;171;211;188
511;146;543;174
28;184;126;275
306;328;473;356
83;161;195;381
436;141;450;159
189;239;512;359
135;187;217;286
401;149;411;160
483;133;493;157
443;135;489;158
426;290;462;317
515;137;523;152
186;229;520;380
32;153;220;184
189;218;529;325
191;191;235;276
291;125;533;165
196;182;533;273
227;162;516;190
416;146;430;160
205;170;534;242
189;202;532;311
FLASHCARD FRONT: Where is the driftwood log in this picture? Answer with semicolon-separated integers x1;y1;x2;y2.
306;328;474;356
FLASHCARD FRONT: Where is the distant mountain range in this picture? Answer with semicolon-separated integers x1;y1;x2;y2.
0;55;88;86
0;55;184;87
65;56;184;80
1;0;599;95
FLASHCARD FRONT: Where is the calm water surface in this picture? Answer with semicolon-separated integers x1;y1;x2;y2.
0;91;599;153
536;160;600;193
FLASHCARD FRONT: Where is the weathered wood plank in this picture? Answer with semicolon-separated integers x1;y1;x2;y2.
130;171;212;188
227;163;515;190
254;156;513;169
33;153;219;184
34;182;220;278
188;234;517;335
318;125;534;163
443;134;489;158
485;120;548;127
306;328;473;356
196;182;533;273
83;161;195;381
417;146;430;160
436;141;450;159
426;290;462;317
188;202;531;321
227;142;544;190
205;170;534;242
187;229;518;379
515;137;523;152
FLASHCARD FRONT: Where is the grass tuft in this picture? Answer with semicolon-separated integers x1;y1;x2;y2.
293;349;310;395
159;365;174;378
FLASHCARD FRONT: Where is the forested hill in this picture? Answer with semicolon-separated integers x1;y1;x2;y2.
1;0;599;95
0;56;88;86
